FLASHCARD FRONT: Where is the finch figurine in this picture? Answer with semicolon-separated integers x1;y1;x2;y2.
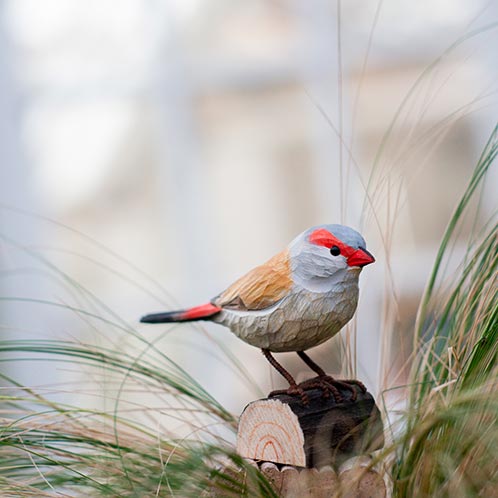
141;224;375;403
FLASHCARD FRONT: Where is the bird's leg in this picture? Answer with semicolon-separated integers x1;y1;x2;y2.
296;351;366;402
297;351;342;402
297;350;327;377
263;349;296;387
262;349;309;405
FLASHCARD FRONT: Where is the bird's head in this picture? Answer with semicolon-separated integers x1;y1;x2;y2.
289;224;375;288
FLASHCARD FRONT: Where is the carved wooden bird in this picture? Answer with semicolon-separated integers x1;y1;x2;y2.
141;224;375;403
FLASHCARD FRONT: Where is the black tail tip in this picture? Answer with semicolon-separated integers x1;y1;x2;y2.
140;312;176;324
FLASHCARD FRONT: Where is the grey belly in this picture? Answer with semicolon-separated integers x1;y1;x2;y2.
214;288;358;352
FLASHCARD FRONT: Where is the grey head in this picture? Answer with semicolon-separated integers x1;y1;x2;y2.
288;224;374;291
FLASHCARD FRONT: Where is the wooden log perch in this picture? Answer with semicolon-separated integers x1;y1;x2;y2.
237;380;383;469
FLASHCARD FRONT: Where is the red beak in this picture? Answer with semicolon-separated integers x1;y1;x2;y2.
347;247;375;268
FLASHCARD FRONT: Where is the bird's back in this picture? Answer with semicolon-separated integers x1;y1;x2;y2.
213;268;359;352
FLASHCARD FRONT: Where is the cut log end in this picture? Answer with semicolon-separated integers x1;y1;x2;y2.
237;398;307;467
237;380;384;468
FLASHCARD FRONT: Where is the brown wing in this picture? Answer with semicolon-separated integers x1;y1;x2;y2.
213;249;293;311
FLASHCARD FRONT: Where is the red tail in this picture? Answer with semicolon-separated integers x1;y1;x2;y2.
140;303;221;324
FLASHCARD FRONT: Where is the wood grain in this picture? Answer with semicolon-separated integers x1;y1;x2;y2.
237;398;306;467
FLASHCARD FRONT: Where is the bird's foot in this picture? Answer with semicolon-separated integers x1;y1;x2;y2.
341;378;367;396
299;376;366;402
268;385;310;405
298;376;344;403
268;378;366;405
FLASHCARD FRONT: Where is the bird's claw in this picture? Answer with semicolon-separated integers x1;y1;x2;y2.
298;376;366;403
268;386;310;405
341;378;367;395
298;376;344;403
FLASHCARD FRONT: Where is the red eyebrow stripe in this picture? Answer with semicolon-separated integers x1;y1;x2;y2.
309;228;357;258
309;228;340;248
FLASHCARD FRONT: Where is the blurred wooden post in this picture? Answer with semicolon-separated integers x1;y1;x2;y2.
237;382;384;469
255;458;387;498
205;460;387;498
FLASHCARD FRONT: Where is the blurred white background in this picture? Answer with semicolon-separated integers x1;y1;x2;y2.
1;0;497;420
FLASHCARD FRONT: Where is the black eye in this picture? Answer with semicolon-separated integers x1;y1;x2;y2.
330;246;341;256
